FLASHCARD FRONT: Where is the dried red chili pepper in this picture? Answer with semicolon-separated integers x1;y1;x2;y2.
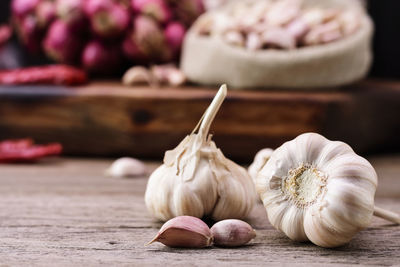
0;138;62;163
0;65;88;85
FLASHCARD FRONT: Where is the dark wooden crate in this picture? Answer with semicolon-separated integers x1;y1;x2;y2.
0;79;399;161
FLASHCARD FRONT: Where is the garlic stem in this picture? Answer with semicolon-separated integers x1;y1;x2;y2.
199;84;227;138
373;206;400;224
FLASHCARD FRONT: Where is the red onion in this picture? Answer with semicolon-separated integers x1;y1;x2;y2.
131;0;172;24
81;40;120;73
10;0;205;73
15;15;42;52
43;20;82;64
133;15;171;62
56;0;86;30
11;0;40;18
122;35;148;63
85;0;130;37
36;0;56;28
164;21;185;56
173;0;204;26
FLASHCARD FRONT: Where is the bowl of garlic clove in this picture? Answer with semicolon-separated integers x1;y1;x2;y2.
181;0;373;89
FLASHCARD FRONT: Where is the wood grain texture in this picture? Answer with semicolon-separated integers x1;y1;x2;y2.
0;156;399;266
0;79;399;161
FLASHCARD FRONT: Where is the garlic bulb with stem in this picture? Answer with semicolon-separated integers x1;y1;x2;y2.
145;84;257;222
256;132;399;248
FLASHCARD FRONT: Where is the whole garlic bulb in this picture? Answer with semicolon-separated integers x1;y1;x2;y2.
256;133;378;247
145;85;257;222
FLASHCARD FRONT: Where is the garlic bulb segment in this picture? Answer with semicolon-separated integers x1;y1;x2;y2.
145;85;257;222
256;133;378;247
248;148;274;183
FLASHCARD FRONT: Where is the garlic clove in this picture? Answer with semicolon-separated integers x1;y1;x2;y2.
285;18;310;41
151;64;186;87
147;216;213;248
105;157;147;178
122;66;154;86
261;28;296;49
224;30;245;47
302;21;342;45
248;148;274;183
245;32;263;51
280;205;307;242
301;8;326;28
211;219;256;247
266;0;301;26
338;10;361;36
303;179;374;247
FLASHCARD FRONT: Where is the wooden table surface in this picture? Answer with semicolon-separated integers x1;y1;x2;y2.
0;156;399;266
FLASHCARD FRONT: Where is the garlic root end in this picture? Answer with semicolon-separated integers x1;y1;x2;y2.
373;206;400;224
145;234;159;246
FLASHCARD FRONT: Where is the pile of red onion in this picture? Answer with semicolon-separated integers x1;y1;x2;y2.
11;0;204;73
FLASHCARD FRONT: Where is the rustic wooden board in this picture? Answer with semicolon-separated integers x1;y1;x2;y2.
0;79;399;161
0;156;399;266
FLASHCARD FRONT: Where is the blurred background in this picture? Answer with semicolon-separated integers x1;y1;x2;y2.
0;0;399;162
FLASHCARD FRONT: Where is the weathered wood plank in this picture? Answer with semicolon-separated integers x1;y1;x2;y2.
0;156;399;266
0;79;399;161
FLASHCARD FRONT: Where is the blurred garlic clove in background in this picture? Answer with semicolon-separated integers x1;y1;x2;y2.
106;157;147;178
286;18;309;42
246;32;262;51
224;30;245;47
265;0;301;26
261;27;296;49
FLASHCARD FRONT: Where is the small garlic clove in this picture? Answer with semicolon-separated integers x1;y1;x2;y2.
210;13;234;36
193;14;214;35
106;157;147;178
211;219;256;247
301;8;326;28
302;21;342;46
203;0;229;11
147;216;213;248
338;10;361;36
246;32;263;51
223;30;245;47
151;64;186;87
262;28;296;49
122;66;154;86
286;18;310;41
266;0;301;26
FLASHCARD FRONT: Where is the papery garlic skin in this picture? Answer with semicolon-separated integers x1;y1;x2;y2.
148;216;213;248
256;133;377;247
248;148;274;183
145;85;257;222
